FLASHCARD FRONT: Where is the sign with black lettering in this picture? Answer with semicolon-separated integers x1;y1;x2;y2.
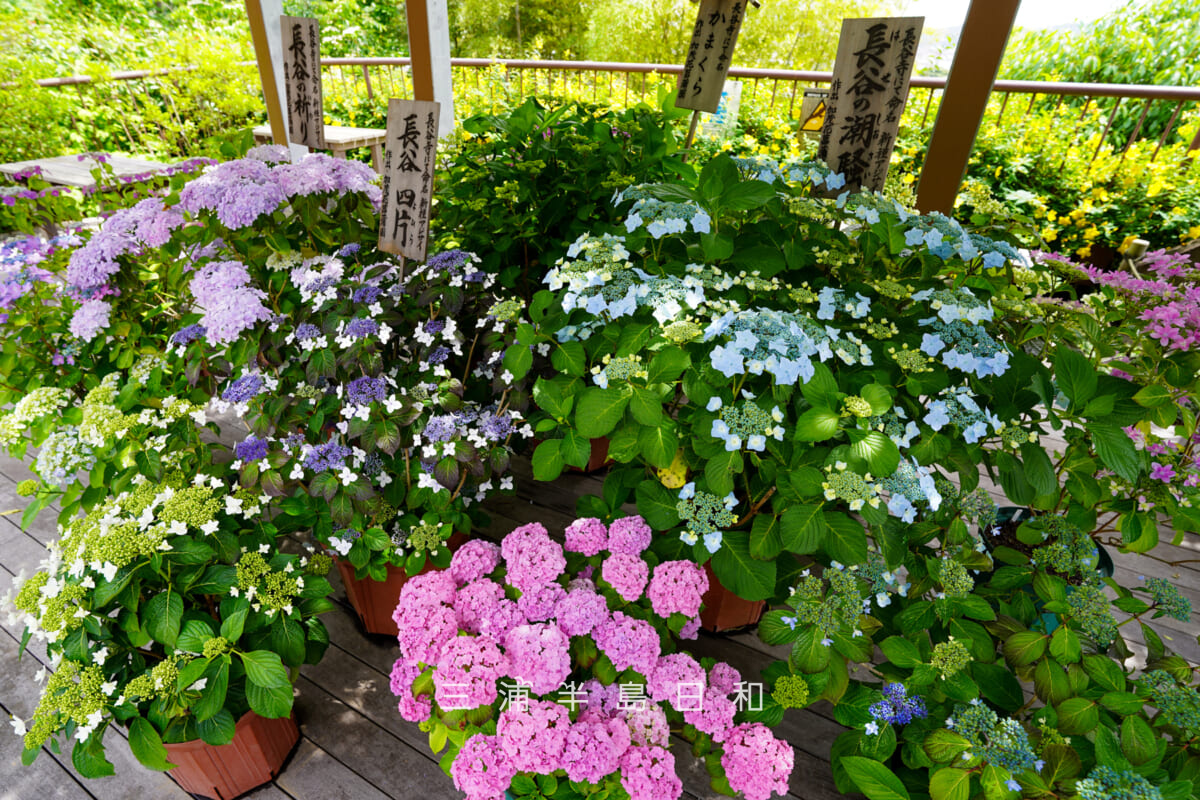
819;17;923;192
379;99;440;260
676;0;747;113
281;15;326;149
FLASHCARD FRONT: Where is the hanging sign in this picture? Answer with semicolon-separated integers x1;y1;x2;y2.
281;15;326;149
676;0;748;113
699;81;743;139
379;99;441;260
819;17;923;192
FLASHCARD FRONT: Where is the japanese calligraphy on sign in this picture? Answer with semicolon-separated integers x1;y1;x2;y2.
379;99;440;260
676;0;747;113
818;17;923;192
281;15;326;149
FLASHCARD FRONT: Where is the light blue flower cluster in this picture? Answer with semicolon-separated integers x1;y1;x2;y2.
882;458;942;523
911;287;994;325
613;185;711;239
1076;767;1163;800
705;307;857;384
33;426;95;489
919;306;1010;378
924;386;1003;444
816;287;871;320
676;482;737;553
872;408;921;450
706;396;785;452
949;701;1042;791
900;211;1018;269
730;155;847;193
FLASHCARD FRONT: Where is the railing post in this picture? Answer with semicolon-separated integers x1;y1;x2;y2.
405;0;455;136
916;0;1021;215
244;0;290;148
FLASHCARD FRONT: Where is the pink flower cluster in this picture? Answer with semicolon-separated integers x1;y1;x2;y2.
1079;250;1200;354
390;516;794;800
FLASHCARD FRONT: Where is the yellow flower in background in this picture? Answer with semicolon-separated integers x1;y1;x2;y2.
1118;234;1137;253
994;166;1002;178
1077;244;1093;258
1187;225;1200;242
1041;227;1058;242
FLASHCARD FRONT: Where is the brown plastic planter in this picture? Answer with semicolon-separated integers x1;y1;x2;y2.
337;533;467;637
699;562;766;633
164;712;298;800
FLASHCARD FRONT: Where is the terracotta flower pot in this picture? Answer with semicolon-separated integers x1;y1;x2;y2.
699;562;766;633
337;533;467;637
164;712;298;800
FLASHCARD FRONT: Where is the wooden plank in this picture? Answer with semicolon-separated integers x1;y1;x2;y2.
292;677;461;799
819;16;923;192
280;15;326;150
0;154;165;189
274;738;392;800
378;99;439;260
676;0;749;114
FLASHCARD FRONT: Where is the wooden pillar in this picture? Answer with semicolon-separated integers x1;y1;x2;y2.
245;0;289;146
916;0;1021;214
405;0;455;137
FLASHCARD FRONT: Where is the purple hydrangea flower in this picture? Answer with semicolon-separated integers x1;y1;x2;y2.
426;249;473;274
869;684;928;726
234;435;270;463
338;243;361;258
345;375;387;406
343;318;379;339
68;299;111;341
223;374;266;403
294;322;322;341
423;414;458;443
189;260;271;345
179;158;285;230
427;345;450;364
304;441;353;472
353;285;381;304
171;324;207;346
424;319;445;335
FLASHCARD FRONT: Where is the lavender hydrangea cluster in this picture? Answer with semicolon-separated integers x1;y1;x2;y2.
189;260;271;345
66;198;184;290
867;684;927;731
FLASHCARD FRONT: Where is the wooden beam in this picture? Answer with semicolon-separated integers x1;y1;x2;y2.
405;0;455;136
916;0;1021;214
245;0;288;146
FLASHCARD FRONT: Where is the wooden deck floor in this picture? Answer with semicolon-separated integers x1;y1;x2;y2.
1;450;1198;800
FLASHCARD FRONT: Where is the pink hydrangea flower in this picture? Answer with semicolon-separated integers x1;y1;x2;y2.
496;699;570;774
501;522;567;591
647;653;707;707
708;661;742;694
683;686;737;742
561;717;632;784
505;623;572;695
619;745;683;800
680;617;701;639
593;611;660;676
606;515;652;555
564;517;608;556
455;579;507;635
722;723;794;800
647;560;709;618
388;659;432;722
601;553;649;602
450;539;501;585
625;705;670;747
555;587;610;637
434;635;508;710
517;582;567;622
393;571;459;666
479;597;527;642
578;679;622;719
450;733;515;800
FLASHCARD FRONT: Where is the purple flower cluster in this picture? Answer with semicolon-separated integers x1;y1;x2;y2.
189;260;271;345
294;322;322;341
478;411;514;443
222;374;266;404
274;153;377;198
234;435;270;464
352;285;381;304
869;683;928;725
67;198;184;289
343;317;379;339
170;324;207;346
179;158;286;230
345;375;387;406
422;414;460;443
68;299;112;341
303;440;352;472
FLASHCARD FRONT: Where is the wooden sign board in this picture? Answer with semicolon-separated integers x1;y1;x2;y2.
281;15;326;149
819;17;923;192
379;99;440;260
676;0;748;113
799;88;829;140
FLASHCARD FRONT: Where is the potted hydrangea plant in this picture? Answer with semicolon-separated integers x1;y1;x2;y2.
3;366;334;798
389;514;796;800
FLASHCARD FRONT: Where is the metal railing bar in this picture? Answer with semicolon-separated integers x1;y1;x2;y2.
1152;100;1186;162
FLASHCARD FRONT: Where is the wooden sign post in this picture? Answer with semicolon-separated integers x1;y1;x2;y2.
819;17;923;192
676;0;749;114
378;99;441;262
281;15;326;150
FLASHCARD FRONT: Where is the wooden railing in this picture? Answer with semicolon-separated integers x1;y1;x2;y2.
25;57;1200;168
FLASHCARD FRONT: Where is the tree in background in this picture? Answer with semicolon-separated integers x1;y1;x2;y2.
1000;0;1200;143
